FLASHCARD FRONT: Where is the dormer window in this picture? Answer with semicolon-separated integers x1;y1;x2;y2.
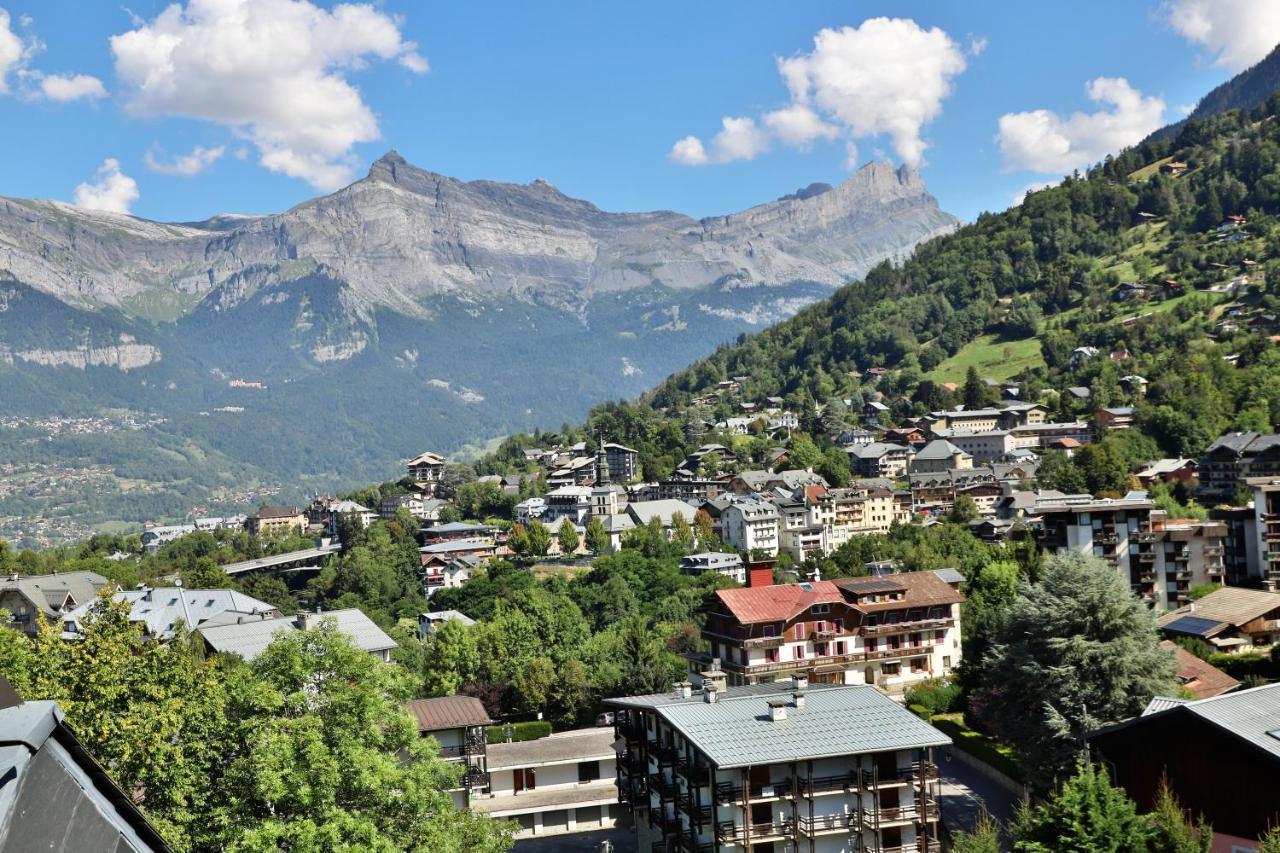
810;603;830;615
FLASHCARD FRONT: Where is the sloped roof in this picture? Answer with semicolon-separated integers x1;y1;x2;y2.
641;685;949;769
0;572;109;618
1104;683;1280;763
915;439;968;461
1159;615;1228;638
714;581;844;624
627;500;696;526
835;570;964;612
64;588;278;640
1157;586;1280;629
1160;641;1239;700
404;696;492;732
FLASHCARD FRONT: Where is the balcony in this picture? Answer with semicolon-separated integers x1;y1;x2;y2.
677;794;712;826
861;846;923;853
743;635;783;649
858;799;940;827
861;763;937;787
862;617;954;636
1136;532;1159;543
795;812;856;834
864;645;933;662
649;774;677;800
716;820;791;844
798;772;858;794
463;768;490;790
1173;569;1193;581
1203;546;1224;557
1137;552;1156;563
812;628;839;640
654;743;678;764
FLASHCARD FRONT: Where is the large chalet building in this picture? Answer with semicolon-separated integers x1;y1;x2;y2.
689;570;964;694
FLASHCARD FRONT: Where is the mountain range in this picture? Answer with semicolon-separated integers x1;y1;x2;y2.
0;152;957;542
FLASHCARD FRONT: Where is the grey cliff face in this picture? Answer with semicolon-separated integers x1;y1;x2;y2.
0;152;958;322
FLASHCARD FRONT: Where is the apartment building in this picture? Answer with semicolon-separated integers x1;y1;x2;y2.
1198;433;1280;501
846;443;914;479
927;428;1016;463
473;728;621;839
1036;494;1227;608
722;497;781;557
407;450;447;493
1248;477;1280;592
607;678;948;853
690;570;964;695
0;571;109;637
404;696;492;809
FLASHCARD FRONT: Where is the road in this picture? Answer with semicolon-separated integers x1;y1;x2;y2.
937;749;1020;834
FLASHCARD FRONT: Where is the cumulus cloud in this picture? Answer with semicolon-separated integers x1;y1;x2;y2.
671;18;966;169
37;73;107;101
109;0;429;190
762;103;838;149
0;8;37;94
996;77;1166;174
74;159;140;214
1165;0;1280;71
145;144;226;176
669;116;770;165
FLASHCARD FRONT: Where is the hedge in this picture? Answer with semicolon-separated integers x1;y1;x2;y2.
930;714;1024;783
486;720;553;744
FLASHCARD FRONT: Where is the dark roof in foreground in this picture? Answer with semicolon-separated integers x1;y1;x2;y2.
404;696;492;731
0;689;171;852
1092;682;1280;762
608;683;949;769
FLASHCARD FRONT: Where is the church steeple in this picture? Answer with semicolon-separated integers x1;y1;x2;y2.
595;435;611;486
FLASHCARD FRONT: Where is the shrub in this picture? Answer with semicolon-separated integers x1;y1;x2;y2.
905;678;962;717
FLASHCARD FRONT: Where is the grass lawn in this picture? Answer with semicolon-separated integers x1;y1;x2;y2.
531;562;593;581
930;713;1025;783
926;334;1044;384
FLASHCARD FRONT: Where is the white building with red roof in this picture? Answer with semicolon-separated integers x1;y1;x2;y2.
690;570;964;695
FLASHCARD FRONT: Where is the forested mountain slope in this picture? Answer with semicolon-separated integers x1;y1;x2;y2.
481;96;1280;479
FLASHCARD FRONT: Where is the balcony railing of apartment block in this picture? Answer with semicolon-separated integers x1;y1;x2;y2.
794;812;857;834
862;618;954;636
798;771;859;794
858;799;940;827
714;779;791;803
715;820;791;844
864;645;933;662
861;845;924;853
860;763;937;788
742;635;784;649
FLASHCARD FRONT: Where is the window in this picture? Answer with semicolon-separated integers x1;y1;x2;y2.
578;760;601;783
943;656;952;669
815;620;827;633
866;638;878;652
766;647;779;663
882;663;901;676
762;623;779;638
795;622;807;640
910;658;926;673
934;630;945;645
889;636;901;650
835;641;845;655
834;618;844;635
815;642;829;656
910;632;922;648
810;603;830;615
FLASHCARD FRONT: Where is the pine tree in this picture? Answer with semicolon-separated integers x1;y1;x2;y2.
1012;762;1150;851
1146;779;1211;853
963;366;989;409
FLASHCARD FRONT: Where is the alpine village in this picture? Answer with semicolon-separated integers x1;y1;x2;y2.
10;9;1280;853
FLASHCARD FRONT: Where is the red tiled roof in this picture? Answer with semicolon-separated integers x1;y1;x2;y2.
1160;641;1240;700
714;581;845;624
404;696;493;731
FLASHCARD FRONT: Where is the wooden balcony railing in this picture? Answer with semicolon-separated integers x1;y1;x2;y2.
862;617;953;636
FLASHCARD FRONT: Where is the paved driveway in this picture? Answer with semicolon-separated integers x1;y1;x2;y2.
937;749;1020;834
513;825;636;853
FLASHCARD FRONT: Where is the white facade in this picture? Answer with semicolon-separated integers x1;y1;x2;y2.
474;729;620;839
722;500;780;557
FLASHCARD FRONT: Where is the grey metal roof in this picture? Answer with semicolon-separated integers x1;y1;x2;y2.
932;568;965;585
1112;683;1280;761
64;588;278;640
620;685;950;769
0;699;170;851
196;609;396;660
221;544;340;575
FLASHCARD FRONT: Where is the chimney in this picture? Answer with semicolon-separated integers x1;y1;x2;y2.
703;683;719;704
793;691;806;709
747;558;776;588
767;698;788;721
700;669;727;696
673;681;693;699
792;674;809;691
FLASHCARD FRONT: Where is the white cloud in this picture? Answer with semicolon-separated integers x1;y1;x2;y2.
996;77;1166;174
669;116;770;165
38;73;106;101
669;135;708;166
762;103;838;149
671;18;966;169
775;19;968;166
1011;179;1059;206
109;0;429;190
74;159;140;214
145;144;226;176
967;34;989;57
1165;0;1280;72
0;8;38;94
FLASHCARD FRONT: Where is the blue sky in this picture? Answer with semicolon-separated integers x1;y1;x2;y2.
0;0;1277;223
